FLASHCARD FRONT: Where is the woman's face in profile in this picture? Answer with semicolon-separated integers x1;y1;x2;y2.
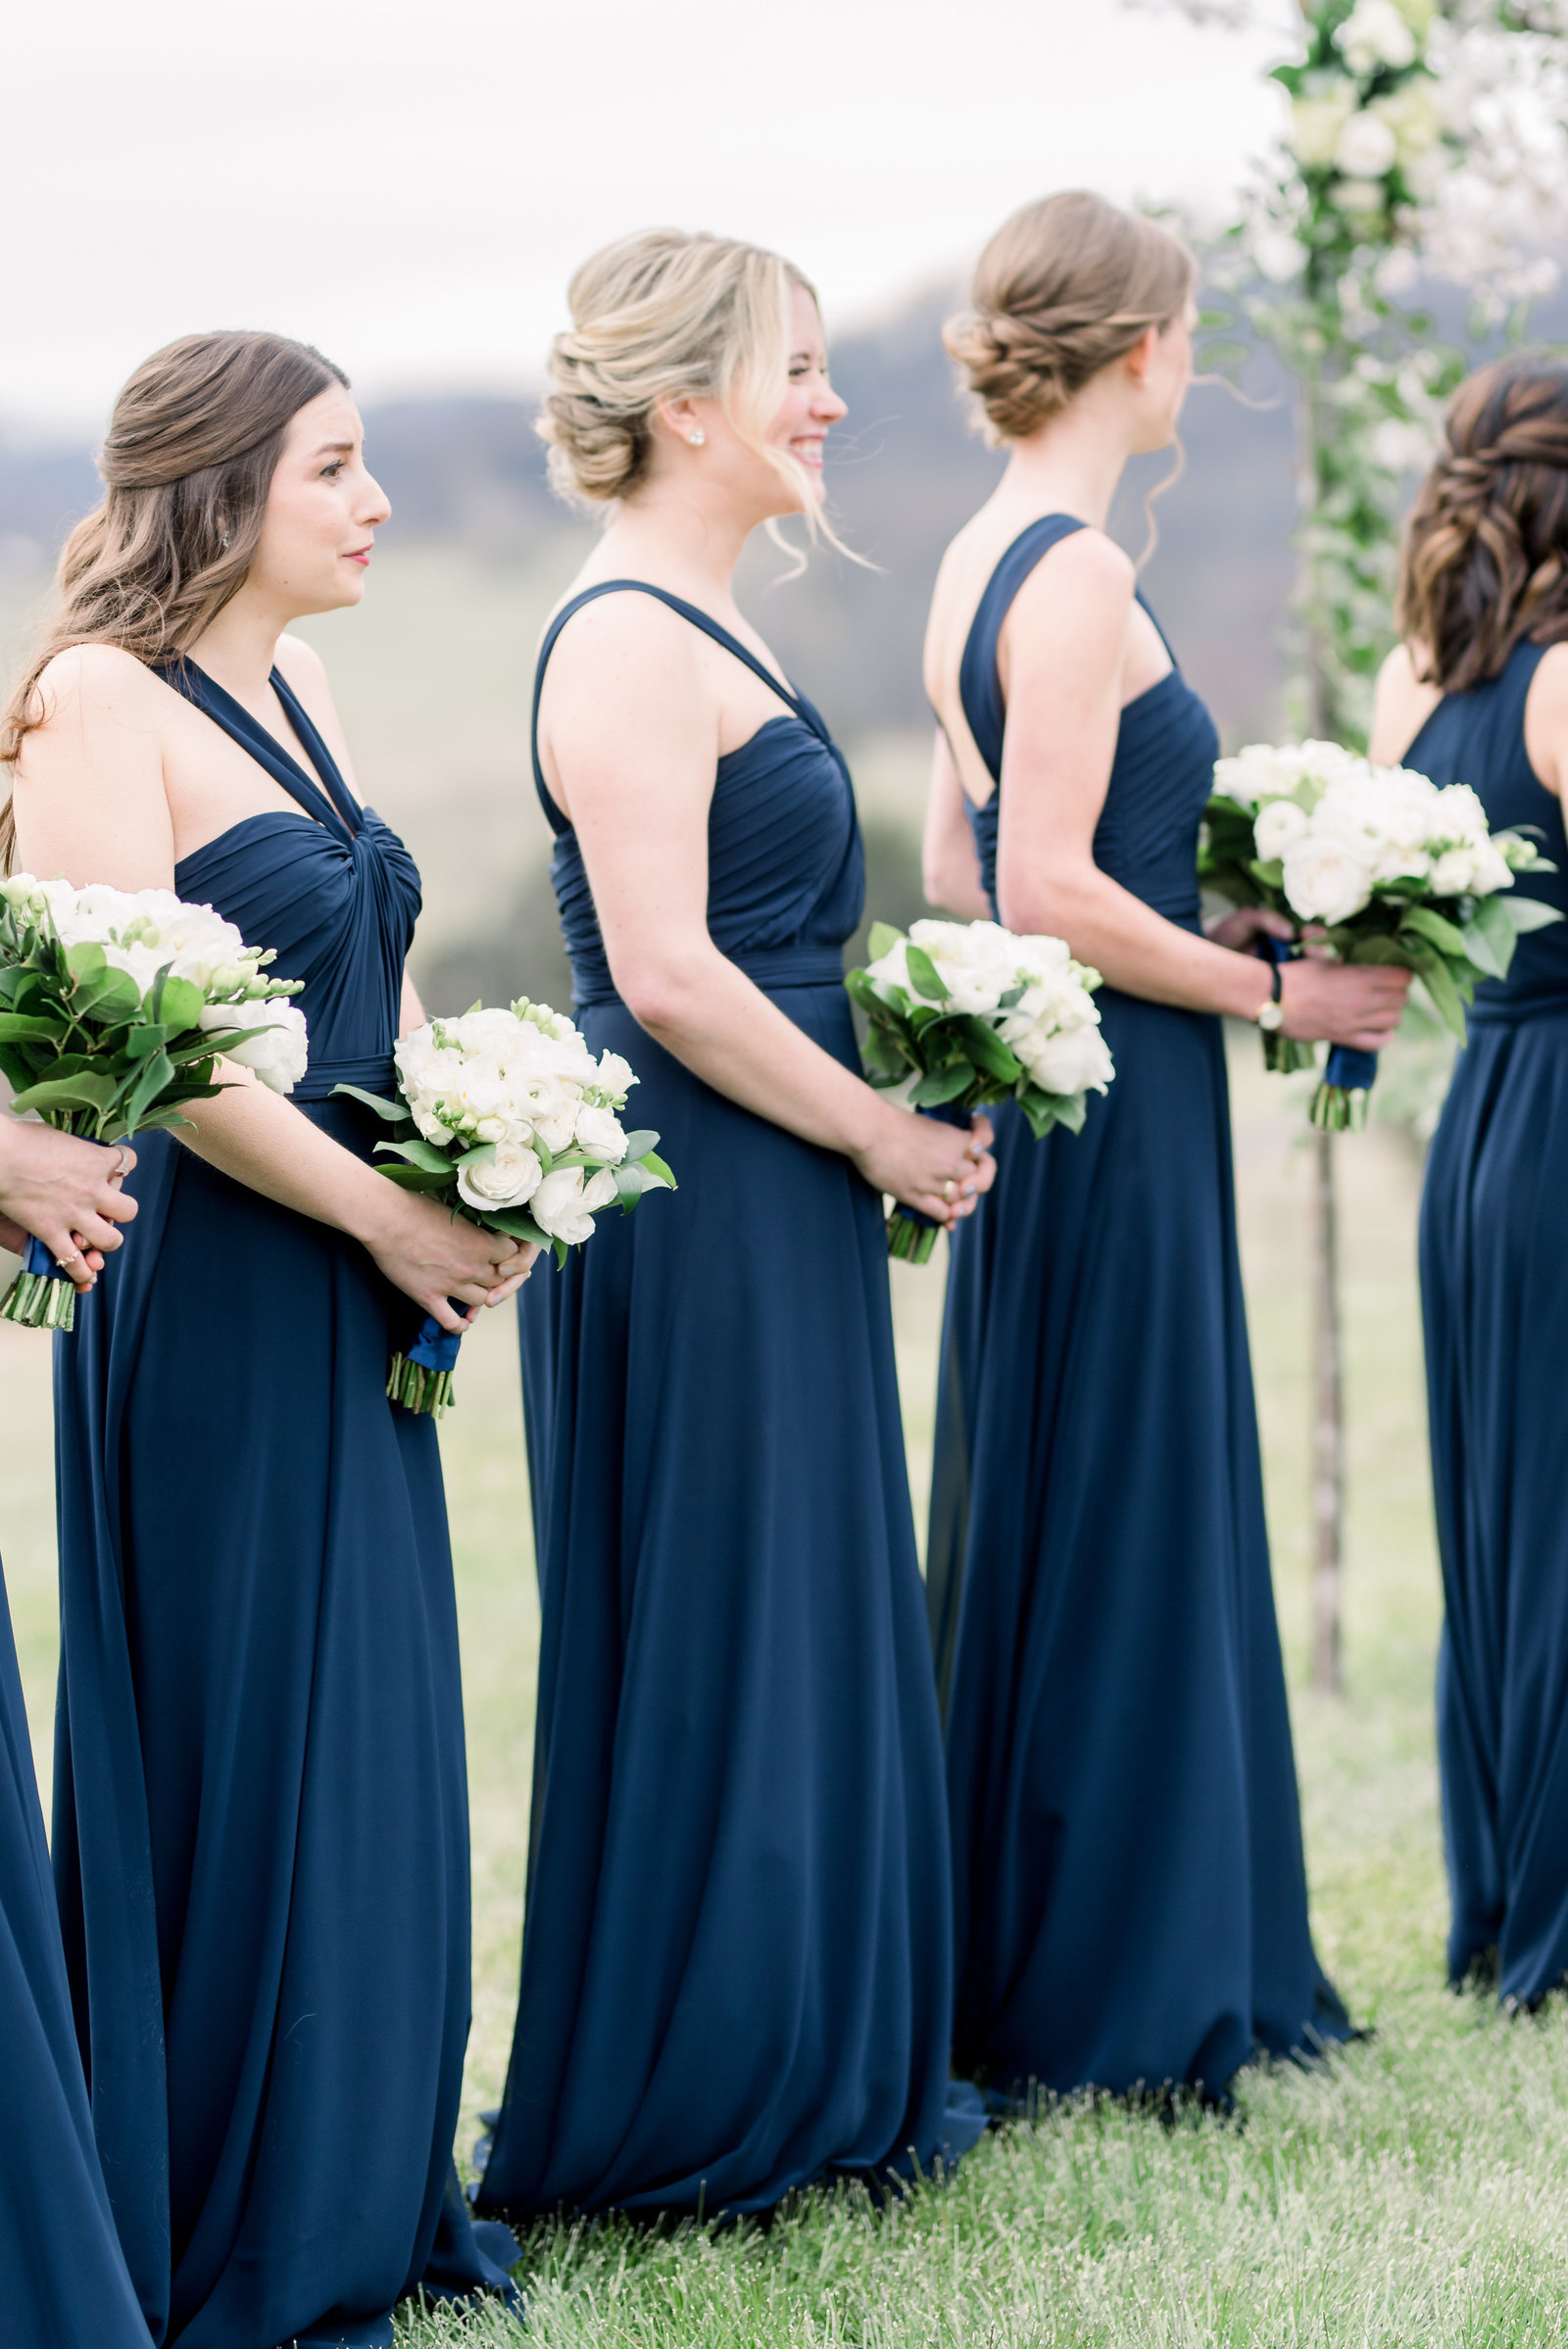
250;386;392;617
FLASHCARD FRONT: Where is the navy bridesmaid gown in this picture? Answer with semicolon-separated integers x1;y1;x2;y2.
928;516;1350;2102
50;662;516;2347
0;1556;148;2347
1415;640;1568;2003
476;582;982;2218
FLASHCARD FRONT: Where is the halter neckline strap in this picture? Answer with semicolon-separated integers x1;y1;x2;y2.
158;659;365;848
529;578;829;831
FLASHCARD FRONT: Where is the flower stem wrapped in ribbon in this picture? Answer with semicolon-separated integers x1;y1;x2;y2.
336;999;674;1416
0;874;308;1329
846;918;1114;1264
1200;741;1562;1130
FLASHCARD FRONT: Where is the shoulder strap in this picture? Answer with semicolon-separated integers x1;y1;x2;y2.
159;660;358;845
530;579;821;830
957;515;1088;787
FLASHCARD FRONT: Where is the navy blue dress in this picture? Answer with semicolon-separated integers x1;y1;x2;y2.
0;1560;149;2347
476;582;982;2217
929;516;1349;2101
50;662;516;2347
1415;640;1568;2002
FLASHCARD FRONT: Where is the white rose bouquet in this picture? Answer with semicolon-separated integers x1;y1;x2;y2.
846;917;1113;1263
336;998;673;1415
1200;741;1562;1130
0;873;307;1330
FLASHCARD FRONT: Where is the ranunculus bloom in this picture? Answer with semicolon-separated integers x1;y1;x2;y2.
457;1141;543;1212
202;997;309;1094
1253;800;1311;861
574;1103;628;1163
531;1163;620;1246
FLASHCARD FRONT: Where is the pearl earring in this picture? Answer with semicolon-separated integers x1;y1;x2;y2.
689;429;706;447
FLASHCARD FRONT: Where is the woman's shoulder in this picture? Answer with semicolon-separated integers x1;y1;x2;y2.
32;640;166;721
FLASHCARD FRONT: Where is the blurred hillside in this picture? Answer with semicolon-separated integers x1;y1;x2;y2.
0;286;1299;1012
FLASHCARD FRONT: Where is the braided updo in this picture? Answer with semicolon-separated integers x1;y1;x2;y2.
1396;356;1568;691
945;191;1195;445
541;228;817;508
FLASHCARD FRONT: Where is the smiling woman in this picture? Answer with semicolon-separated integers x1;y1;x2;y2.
2;332;527;2348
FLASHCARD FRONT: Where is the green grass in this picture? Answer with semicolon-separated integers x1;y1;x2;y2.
6;1039;1568;2344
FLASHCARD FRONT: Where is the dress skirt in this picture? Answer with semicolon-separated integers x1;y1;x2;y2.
0;1557;150;2348
479;980;979;2216
52;1101;514;2349
1420;1004;1568;2001
930;990;1347;2099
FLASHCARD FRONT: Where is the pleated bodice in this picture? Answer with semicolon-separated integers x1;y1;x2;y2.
957;514;1219;930
164;660;419;1098
1402;640;1568;1023
533;581;864;1003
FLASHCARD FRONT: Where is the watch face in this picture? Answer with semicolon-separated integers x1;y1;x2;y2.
1257;1001;1284;1032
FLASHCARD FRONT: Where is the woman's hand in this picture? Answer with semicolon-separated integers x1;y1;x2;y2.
1205;905;1295;953
1280;958;1410;1051
853;1106;996;1228
0;1124;137;1293
363;1189;540;1331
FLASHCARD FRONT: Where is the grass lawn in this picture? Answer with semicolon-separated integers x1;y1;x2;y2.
6;1037;1568;2344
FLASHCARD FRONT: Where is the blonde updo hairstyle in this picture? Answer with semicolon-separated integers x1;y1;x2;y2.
541;228;840;546
946;191;1195;445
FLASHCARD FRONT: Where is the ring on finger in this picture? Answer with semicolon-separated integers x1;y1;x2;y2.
57;1248;82;1270
942;1178;956;1203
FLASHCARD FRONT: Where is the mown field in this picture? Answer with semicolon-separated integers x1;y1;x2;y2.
8;1040;1568;2346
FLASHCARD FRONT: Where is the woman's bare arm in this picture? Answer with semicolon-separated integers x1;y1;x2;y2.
922;731;992;919
541;596;993;1224
994;533;1408;1050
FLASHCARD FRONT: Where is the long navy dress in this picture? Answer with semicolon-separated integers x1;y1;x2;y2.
51;662;516;2348
0;1558;149;2347
1415;640;1568;2003
476;582;982;2218
928;516;1349;2101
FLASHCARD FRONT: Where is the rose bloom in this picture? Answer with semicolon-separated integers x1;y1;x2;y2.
1016;1020;1114;1097
1281;836;1376;927
573;1102;628;1163
201;997;309;1095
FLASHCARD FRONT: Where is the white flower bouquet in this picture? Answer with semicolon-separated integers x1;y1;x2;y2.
1200;740;1561;1129
846;917;1114;1263
0;873;307;1328
336;998;674;1415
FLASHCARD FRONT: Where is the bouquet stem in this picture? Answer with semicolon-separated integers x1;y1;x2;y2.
887;1208;942;1265
1263;1032;1318;1076
0;1236;76;1332
387;1352;455;1417
388;1307;464;1419
1310;1045;1378;1134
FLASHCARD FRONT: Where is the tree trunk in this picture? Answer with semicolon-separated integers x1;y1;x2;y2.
1299;361;1347;1695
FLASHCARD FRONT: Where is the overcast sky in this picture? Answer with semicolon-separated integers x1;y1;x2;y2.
4;0;1290;435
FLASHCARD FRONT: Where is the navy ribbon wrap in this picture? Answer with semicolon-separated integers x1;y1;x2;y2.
24;1233;69;1286
1323;1046;1379;1094
408;1311;464;1377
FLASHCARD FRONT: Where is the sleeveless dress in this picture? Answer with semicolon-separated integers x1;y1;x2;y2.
0;1560;149;2347
928;516;1350;2101
1413;640;1568;2003
50;662;516;2347
475;581;982;2218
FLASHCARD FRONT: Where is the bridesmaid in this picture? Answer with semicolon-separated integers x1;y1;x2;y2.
1373;355;1568;2005
476;227;993;2220
0;1125;147;2348
920;192;1406;2104
5;332;528;2347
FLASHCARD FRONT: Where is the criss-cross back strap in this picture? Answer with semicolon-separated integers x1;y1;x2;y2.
159;659;364;846
529;579;826;832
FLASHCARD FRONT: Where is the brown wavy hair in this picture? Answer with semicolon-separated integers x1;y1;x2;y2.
1396;354;1568;692
945;190;1194;445
0;330;347;866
